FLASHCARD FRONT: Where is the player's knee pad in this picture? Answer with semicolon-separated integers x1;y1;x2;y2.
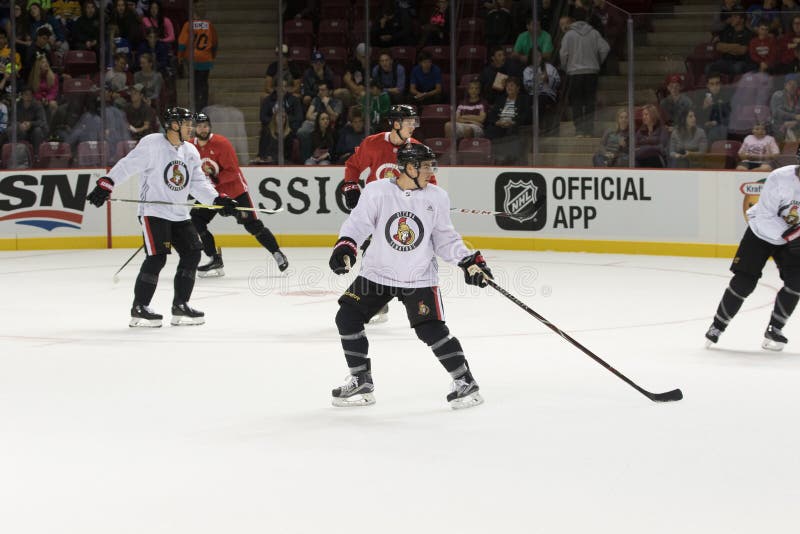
243;219;265;235
414;320;450;346
141;254;167;275
336;303;365;334
177;248;201;270
192;215;209;233
730;272;759;297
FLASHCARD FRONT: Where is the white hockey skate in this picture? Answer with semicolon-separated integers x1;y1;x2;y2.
197;250;224;278
762;325;787;351
129;303;163;328
331;371;375;407
447;372;484;410
170;302;205;326
368;304;389;325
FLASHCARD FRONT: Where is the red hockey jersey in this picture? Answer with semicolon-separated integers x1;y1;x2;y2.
344;132;437;185
192;133;248;198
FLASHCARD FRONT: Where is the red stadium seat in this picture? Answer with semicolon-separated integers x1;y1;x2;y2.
709;140;742;169
685;42;720;88
37;142;72;168
457;45;487;75
389;46;416;74
1;142;33;169
422;45;450;73
284;19;314;48
113;140;138;164
76;141;104;167
458;137;492;165
63;50;97;77
318;19;348;47
457;18;485;45
426;137;452;163
288;46;312;73
419;104;451;140
62;77;96;95
318;46;348;76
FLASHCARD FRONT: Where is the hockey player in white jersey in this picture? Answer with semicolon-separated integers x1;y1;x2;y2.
328;142;493;409
86;107;238;327
706;151;800;350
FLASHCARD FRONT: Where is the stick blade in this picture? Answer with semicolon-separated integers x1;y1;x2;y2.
113;274;120;284
649;388;683;402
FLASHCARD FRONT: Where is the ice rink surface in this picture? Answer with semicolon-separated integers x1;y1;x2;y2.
2;247;800;533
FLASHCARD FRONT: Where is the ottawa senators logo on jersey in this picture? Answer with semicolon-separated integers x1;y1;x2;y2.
385;211;424;251
417;300;430;316
164;160;190;191
375;162;402;180
200;157;220;182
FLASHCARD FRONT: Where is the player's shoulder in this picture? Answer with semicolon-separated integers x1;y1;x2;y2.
425;183;448;201
364;177;394;192
183;141;201;158
364;131;390;145
138;133;163;147
209;133;233;148
769;165;798;182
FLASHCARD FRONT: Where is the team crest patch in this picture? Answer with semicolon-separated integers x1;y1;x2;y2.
418;300;430;316
385;211;424;251
375;162;401;180
164;160;189;191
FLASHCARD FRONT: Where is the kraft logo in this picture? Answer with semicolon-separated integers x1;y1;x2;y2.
495;172;547;231
0;173;91;231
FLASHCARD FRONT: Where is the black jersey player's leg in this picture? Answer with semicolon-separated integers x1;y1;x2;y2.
192;207;224;277
236;192;290;272
131;216;170;327
169;220;205;326
763;246;800;350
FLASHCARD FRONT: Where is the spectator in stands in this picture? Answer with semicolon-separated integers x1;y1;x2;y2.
29;53;58;118
539;0;555;34
480;46;524;105
707;13;756;76
48;93;84;142
409;50;442;109
23;26;52;81
260;74;303;137
104;52;131;108
134;52;163;105
737;121;779;169
777;16;800;73
485;76;530;139
8;2;32;51
107;23;132;67
770;73;800;141
125;83;155;140
523;52;560;133
0;29;22;92
263;44;302;98
52;0;82;37
29;1;68;57
635;103;668;168
593;107;630;167
142;0;175;47
334;106;366;163
362;78;391;131
340;42;368;107
0;97;8;146
746;0;781;34
372;51;406;105
560;8;609;137
669;109;708;168
72;0;99;53
301;50;335;108
66;96;131;159
417;0;449;48
446;78;488;139
297;80;342;160
486;0;515;49
711;0;742;36
13;86;47;155
781;0;799;33
178;4;217;111
659;74;693;129
256;108;295;164
371;4;406;48
109;0;142;47
513;17;554;63
698;73;732;144
749;21;779;73
138;26;170;75
305;111;336;165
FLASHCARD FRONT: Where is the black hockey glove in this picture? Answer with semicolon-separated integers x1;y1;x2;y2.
86;176;114;207
342;182;361;209
458;251;493;288
214;196;238;217
329;237;357;274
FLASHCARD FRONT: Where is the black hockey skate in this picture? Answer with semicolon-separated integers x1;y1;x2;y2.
273;250;289;272
332;370;375;407
762;325;788;351
129;303;163;328
171;302;205;326
705;325;723;348
447;370;484;410
198;248;224;278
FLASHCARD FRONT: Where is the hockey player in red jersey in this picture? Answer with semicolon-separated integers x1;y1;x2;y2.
342;104;435;323
190;113;289;276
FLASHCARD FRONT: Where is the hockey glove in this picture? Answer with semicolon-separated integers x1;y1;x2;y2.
87;176;114;207
342;182;361;209
214;196;238;217
329;237;357;274
458;251;493;288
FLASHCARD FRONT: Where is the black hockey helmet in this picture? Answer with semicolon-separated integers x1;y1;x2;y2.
163;106;194;125
387;104;419;125
397;142;437;170
194;112;211;125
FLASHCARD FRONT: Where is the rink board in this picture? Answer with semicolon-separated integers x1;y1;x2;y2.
0;166;757;255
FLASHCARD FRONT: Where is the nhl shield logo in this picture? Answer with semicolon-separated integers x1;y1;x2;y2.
503;180;537;222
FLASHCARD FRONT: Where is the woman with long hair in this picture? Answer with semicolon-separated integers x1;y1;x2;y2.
305;111;336;165
142;0;175;45
257;108;294;164
635;104;669;168
669;109;708;168
28;53;59;117
593;108;630;167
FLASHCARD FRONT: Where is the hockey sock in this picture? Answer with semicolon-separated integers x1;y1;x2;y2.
770;285;800;329
713;272;758;330
198;229;218;258
336;305;370;372
415;321;467;377
173;249;201;304
245;220;280;253
134;254;167;305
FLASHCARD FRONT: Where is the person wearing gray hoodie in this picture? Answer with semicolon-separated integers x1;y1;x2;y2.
559;9;610;137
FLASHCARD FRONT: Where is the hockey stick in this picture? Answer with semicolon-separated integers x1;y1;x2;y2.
108;198;284;214
484;278;684;403
452;197;544;221
113;245;144;283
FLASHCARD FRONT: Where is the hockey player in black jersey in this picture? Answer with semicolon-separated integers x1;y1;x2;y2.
328;142;493;409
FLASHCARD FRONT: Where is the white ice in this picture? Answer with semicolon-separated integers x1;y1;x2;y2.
1;247;799;533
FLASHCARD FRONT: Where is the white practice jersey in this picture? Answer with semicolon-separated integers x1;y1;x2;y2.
107;133;218;221
339;178;471;288
747;164;800;245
